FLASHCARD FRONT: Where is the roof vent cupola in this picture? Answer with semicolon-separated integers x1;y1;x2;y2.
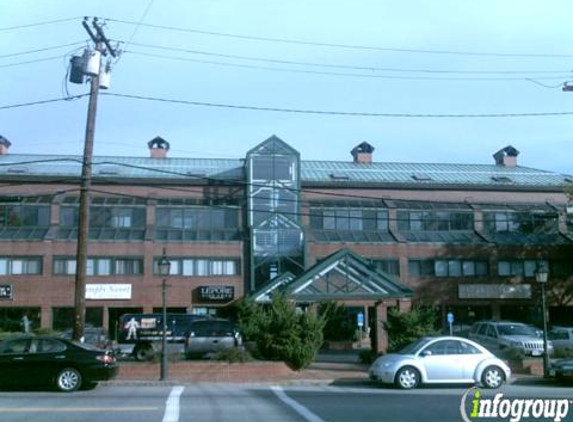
351;142;375;164
493;145;519;168
0;135;12;155
148;136;170;159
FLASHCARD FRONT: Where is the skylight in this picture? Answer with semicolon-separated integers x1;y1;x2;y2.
491;176;513;183
411;174;432;181
329;172;350;180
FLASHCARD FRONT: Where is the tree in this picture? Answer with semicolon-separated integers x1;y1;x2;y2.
384;306;440;352
235;294;325;370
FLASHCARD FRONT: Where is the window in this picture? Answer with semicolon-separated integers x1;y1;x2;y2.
154;258;240;277
251;156;294;182
53;257;143;276
310;207;388;231
410;259;488;278
498;259;543;277
484;211;557;234
155;207;239;241
369;259;400;276
0;205;49;227
0;257;42;275
434;260;488;277
397;210;473;231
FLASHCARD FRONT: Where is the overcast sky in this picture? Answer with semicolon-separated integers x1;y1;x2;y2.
1;0;572;174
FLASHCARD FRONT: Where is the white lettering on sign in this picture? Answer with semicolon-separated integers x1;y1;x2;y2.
86;284;132;300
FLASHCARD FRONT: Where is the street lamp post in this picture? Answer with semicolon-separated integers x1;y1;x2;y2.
157;250;171;381
535;260;550;378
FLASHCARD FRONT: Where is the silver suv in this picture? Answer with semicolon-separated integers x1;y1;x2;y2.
184;318;242;359
469;321;553;357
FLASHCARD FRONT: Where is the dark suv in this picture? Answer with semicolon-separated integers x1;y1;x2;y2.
184;318;242;359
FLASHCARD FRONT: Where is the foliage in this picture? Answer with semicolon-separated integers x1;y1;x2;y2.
384;306;440;353
235;297;265;342
213;347;252;363
320;301;356;342
236;294;326;370
554;346;573;359
503;346;525;361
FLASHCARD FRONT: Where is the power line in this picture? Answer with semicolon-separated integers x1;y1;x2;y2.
0;41;87;59
102;92;573;118
0;17;82;32
126;50;570;81
0;55;65;69
105;17;573;58
0;95;89;110
125;41;571;75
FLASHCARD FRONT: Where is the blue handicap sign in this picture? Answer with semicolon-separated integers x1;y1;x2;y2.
357;312;364;327
447;312;454;323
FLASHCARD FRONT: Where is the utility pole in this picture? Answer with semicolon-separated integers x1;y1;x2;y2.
72;18;117;341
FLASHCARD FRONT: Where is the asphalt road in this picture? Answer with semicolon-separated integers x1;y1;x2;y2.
0;382;571;422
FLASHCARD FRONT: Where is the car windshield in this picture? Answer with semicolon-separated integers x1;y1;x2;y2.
497;324;537;336
397;338;432;354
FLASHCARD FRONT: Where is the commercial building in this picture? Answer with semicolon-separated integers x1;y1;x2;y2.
0;135;571;349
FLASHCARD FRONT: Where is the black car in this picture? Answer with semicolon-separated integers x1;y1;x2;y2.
0;336;118;392
551;359;573;382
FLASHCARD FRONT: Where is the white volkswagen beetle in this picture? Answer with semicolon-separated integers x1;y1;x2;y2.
369;336;511;389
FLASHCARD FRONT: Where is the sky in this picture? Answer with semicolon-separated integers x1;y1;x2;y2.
1;0;572;174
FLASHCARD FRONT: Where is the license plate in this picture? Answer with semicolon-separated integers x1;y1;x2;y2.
549;370;556;377
531;351;542;357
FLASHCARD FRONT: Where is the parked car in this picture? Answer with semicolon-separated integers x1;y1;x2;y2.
369;336;510;389
468;321;553;357
0;336;118;392
550;358;573;382
184;318;242;359
117;313;201;361
548;326;573;351
60;326;113;351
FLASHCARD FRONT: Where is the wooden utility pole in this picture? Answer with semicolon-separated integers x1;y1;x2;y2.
72;18;116;341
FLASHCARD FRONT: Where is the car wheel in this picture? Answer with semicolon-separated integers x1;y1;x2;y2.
56;368;82;392
134;344;154;361
482;366;505;389
395;366;420;389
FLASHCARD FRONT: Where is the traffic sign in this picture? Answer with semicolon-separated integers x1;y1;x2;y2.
357;312;364;327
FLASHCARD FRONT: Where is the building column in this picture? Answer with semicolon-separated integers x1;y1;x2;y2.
398;298;411;313
374;301;389;354
40;306;52;329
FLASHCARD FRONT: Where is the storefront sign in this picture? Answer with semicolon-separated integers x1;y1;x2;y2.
458;284;531;299
0;284;12;300
86;284;132;300
198;285;234;302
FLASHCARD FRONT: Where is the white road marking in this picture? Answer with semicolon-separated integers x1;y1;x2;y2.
271;386;327;422
162;386;185;422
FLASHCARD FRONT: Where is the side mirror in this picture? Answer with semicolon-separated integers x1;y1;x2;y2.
421;350;432;357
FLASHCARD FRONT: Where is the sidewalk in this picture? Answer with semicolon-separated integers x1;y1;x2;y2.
107;350;547;386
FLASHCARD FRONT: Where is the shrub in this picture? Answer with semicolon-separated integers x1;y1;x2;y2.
213;347;252;363
236;294;325;370
320;301;355;342
384;306;440;352
504;347;525;361
236;297;265;343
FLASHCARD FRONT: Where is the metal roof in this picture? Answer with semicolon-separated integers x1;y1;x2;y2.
0;153;570;189
0;154;245;181
301;161;572;189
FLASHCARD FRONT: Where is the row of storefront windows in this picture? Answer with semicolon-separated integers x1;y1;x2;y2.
0;257;240;277
1;256;571;278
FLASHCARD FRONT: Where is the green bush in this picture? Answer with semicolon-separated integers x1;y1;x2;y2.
320;301;355;342
236;294;325;370
213;347;252;363
504;347;525;361
236;297;265;343
384;306;440;353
